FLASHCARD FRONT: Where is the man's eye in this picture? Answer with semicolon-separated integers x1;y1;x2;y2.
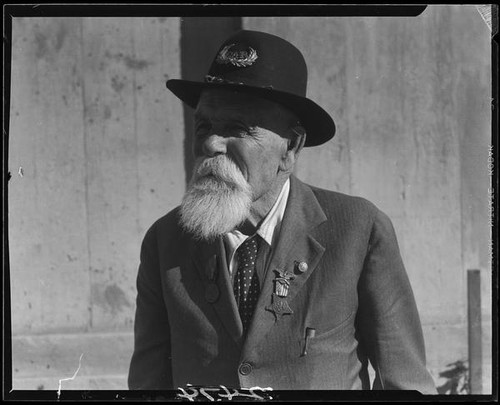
226;124;249;136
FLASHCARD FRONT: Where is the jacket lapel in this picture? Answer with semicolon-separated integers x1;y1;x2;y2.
190;237;244;346
242;176;327;355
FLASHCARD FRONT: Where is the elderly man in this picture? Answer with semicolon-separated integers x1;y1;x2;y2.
128;30;436;392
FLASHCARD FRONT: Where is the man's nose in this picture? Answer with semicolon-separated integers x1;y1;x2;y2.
200;133;227;157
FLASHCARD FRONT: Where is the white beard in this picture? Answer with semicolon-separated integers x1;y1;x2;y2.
179;155;252;241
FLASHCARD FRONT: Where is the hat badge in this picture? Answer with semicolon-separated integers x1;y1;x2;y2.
215;43;258;67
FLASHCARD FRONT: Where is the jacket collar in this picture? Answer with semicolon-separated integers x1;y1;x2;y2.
241;175;327;354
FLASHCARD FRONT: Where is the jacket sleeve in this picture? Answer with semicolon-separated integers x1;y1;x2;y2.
128;225;173;389
356;209;437;393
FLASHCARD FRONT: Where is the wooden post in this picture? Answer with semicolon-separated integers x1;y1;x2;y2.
467;269;482;394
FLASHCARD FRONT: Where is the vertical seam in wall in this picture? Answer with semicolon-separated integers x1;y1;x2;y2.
453;9;467;323
180;19;192;187
131;20;141;238
345;22;353;195
79;18;93;330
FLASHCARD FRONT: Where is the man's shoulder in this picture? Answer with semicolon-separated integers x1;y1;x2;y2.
300;181;398;239
297;181;398;246
303;181;379;219
143;206;183;243
152;206;182;229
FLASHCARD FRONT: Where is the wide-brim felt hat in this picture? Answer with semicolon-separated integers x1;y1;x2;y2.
166;30;336;147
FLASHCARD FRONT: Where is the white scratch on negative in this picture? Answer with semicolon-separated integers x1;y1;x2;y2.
57;353;83;399
476;5;493;32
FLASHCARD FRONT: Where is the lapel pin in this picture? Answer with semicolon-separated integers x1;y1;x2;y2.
297;261;308;273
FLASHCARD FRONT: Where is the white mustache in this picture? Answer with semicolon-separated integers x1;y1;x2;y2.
193;156;246;187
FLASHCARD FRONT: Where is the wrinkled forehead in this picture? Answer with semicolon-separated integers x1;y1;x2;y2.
195;88;295;124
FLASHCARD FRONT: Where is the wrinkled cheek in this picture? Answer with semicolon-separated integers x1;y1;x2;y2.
248;167;277;200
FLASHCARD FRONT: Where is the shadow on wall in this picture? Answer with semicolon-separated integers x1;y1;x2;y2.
436;360;470;394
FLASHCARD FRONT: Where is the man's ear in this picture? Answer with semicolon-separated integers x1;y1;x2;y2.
280;126;306;172
289;126;306;152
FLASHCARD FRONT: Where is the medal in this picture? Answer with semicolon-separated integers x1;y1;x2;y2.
205;282;220;303
265;293;293;319
273;269;295;298
265;268;296;320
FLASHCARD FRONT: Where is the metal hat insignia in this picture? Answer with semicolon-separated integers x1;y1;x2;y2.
216;43;258;67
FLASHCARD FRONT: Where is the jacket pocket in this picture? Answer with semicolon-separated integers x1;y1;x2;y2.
298;310;356;357
311;310;356;339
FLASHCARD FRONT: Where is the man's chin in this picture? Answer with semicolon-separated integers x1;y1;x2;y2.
179;187;251;241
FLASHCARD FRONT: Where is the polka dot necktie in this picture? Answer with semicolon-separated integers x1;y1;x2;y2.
233;236;261;335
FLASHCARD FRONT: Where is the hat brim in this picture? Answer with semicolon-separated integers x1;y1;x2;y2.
166;79;336;147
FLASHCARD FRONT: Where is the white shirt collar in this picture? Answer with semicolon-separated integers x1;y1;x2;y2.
224;178;290;273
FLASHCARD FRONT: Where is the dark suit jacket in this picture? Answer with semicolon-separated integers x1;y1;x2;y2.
128;175;437;392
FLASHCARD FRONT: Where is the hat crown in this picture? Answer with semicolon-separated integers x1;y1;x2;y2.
206;30;308;97
165;29;336;147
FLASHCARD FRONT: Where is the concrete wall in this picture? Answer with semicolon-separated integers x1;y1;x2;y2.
8;7;492;392
9;16;185;389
